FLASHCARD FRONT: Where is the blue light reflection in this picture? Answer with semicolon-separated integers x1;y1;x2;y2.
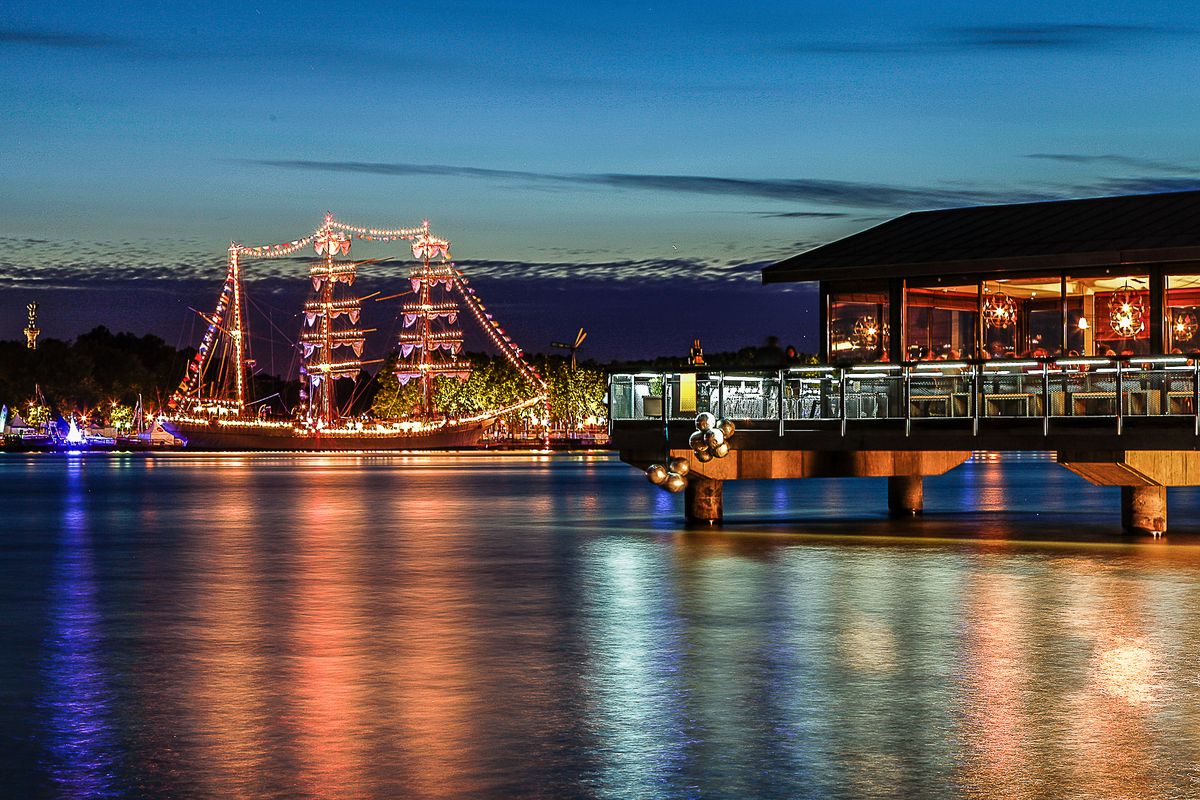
41;459;121;798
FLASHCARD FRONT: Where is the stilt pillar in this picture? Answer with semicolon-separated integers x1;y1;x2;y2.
888;475;923;516
1121;485;1166;534
685;475;723;524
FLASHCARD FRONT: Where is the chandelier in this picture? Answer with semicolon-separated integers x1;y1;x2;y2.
1108;286;1146;338
982;292;1017;329
1174;311;1198;342
852;315;880;347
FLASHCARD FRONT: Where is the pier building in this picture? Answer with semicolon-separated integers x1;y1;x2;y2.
609;190;1200;533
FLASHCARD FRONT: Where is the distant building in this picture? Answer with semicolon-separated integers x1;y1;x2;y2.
764;190;1200;362
24;302;40;350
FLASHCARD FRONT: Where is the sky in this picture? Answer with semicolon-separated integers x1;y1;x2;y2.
3;0;1200;362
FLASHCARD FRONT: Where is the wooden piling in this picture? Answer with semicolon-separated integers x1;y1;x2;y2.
887;475;924;516
1121;485;1167;534
685;475;723;524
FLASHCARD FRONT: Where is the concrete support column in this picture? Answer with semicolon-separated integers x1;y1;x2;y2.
685;476;723;524
1121;485;1167;534
888;475;923;516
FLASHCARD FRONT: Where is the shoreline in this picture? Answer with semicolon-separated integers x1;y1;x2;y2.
0;446;619;457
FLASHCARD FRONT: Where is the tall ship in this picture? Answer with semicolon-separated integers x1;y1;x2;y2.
162;215;545;450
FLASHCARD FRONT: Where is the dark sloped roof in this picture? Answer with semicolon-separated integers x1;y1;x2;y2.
764;190;1200;283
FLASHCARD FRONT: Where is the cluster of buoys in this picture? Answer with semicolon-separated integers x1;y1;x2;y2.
688;412;734;461
645;458;689;493
646;412;736;493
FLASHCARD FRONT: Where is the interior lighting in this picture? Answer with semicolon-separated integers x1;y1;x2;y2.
852;315;880;347
1173;311;1197;342
982;292;1017;329
1108;285;1146;338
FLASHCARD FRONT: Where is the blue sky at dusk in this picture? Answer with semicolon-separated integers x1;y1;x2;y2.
3;0;1200;360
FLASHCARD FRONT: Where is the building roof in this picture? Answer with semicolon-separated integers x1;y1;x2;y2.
763;189;1200;284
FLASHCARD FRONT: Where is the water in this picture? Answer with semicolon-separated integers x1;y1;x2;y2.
4;452;1200;799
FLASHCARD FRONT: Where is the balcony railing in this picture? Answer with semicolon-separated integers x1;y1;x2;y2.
608;356;1200;436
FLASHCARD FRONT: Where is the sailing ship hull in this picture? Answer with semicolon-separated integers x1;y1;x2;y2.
162;419;486;451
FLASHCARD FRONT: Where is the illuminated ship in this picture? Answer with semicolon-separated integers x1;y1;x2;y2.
162;215;545;451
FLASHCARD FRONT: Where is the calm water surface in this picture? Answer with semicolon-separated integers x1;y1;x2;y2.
3;452;1200;799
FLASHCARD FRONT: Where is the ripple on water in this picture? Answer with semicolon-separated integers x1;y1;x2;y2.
1;453;1200;799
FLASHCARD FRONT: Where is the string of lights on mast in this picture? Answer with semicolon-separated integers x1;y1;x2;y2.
169;214;546;422
298;226;377;427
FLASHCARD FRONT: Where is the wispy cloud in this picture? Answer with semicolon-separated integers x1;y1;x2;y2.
0;237;225;289
744;210;852;219
0;235;780;293
1092;176;1200;195
1025;153;1196;173
0;26;125;50
456;257;770;284
12;153;1200;296
246;158;1057;211
247;154;1200;218
947;23;1168;49
785;23;1182;55
1018;152;1200;196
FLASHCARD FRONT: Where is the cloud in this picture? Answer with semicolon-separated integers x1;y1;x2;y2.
246;155;1200;218
745;210;852;219
1019;153;1200;197
246;158;1057;211
1092;177;1200;195
0;237;226;289
456;257;769;284
0;234;778;295
0;27;124;50
12;154;1200;296
784;23;1181;55
1025;153;1196;173
946;23;1166;49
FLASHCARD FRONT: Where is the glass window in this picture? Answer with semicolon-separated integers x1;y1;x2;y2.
1168;274;1200;354
829;290;889;362
981;277;1063;359
1065;274;1151;356
905;284;977;360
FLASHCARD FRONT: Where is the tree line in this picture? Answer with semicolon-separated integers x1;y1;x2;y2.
0;328;606;434
369;352;606;435
0;327;191;422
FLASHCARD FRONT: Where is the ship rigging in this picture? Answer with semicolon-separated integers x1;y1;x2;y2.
164;214;545;450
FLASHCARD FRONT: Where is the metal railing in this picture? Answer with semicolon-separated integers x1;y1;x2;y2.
607;356;1200;436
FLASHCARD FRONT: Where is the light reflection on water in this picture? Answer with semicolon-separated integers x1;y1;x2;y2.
3;453;1200;798
43;458;120;799
584;538;689;799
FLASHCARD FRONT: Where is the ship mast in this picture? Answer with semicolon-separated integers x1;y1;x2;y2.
169;243;252;412
300;216;370;427
395;222;470;416
229;246;248;409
